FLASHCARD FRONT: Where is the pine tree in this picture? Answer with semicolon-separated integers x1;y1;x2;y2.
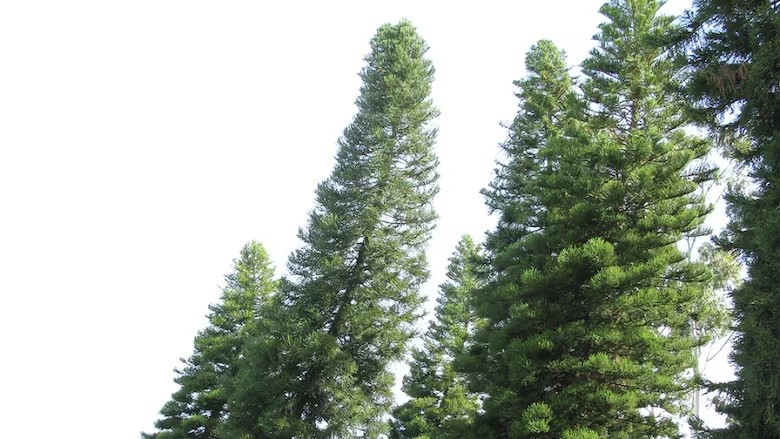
676;1;780;436
225;20;439;438
390;235;482;439
466;38;579;437
142;241;277;439
469;1;715;437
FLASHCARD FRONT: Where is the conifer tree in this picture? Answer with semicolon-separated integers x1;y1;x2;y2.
469;1;715;437
226;20;439;438
142;241;277;439
677;1;780;436
390;235;482;439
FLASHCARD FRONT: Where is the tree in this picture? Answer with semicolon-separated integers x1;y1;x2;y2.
676;1;780;436
390;235;483;439
142;241;277;439
225;20;439;438
469;1;715;436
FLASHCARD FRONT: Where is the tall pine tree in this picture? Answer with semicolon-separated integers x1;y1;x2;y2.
143;241;277;439
391;235;482;439
225;20;439;438
677;1;780;436
470;1;715;436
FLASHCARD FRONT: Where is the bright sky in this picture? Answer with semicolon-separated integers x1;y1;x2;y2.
1;1;732;437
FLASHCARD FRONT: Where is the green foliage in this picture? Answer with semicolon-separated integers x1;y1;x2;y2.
390;236;483;438
225;20;439;439
141;2;780;437
142;242;277;439
678;0;779;145
469;1;716;437
676;1;780;436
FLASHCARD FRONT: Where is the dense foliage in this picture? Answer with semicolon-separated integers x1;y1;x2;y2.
144;1;779;437
469;1;716;436
678;0;780;436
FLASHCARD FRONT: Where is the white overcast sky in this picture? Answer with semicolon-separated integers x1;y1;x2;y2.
1;1;732;437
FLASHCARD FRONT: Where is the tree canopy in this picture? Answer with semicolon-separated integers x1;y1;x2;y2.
142;2;779;437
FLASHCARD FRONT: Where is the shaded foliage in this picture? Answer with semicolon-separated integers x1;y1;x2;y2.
675;0;780;436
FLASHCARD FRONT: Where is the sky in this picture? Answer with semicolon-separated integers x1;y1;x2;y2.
0;1;732;437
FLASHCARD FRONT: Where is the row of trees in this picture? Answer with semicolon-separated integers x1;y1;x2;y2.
145;0;778;437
